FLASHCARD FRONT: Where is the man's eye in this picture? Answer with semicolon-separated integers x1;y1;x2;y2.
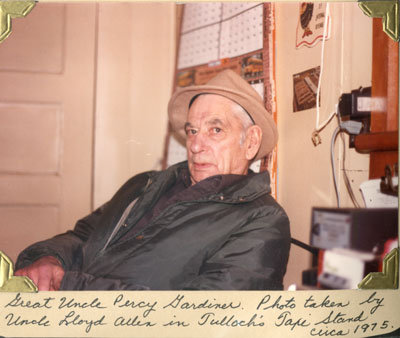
212;127;222;133
186;129;197;135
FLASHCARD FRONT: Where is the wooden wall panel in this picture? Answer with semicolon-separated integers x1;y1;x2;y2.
0;103;61;173
0;175;60;205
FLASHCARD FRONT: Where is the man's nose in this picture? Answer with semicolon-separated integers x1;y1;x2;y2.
189;133;206;153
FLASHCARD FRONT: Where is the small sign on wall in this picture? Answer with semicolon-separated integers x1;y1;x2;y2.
296;2;331;48
293;66;320;112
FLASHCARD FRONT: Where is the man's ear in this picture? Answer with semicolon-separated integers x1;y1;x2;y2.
244;125;262;160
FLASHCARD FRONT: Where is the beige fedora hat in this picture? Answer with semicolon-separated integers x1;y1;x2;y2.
168;69;278;160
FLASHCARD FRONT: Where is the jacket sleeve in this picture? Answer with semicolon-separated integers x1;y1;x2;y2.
15;203;108;271
15;171;152;272
181;209;291;290
60;271;150;290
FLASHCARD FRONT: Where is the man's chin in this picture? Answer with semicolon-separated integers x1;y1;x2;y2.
189;169;217;185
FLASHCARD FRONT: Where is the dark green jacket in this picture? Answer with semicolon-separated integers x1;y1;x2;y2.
16;161;290;290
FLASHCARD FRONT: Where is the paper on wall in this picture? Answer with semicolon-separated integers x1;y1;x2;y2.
359;178;398;208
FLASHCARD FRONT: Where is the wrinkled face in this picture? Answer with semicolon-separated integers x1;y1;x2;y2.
185;94;250;185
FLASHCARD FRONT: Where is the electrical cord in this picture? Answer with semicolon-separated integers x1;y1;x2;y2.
340;132;362;208
317;104;337;133
314;3;332;133
331;126;342;207
290;237;319;256
311;4;337;148
330;119;363;207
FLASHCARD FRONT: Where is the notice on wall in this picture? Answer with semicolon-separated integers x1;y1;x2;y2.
0;290;399;337
296;2;331;48
293;66;320;112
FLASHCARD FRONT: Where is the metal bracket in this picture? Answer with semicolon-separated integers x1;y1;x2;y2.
0;1;36;43
358;247;399;289
358;0;400;42
0;251;37;292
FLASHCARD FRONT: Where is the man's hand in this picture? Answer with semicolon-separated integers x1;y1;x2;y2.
14;256;65;291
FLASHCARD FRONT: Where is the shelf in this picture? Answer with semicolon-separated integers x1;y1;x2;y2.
354;130;398;154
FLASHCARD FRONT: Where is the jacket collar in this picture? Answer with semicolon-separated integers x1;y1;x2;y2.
151;161;271;203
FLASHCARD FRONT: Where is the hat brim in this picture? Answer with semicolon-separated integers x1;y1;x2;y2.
168;84;278;160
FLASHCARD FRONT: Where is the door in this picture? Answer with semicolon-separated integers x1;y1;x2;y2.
0;3;96;263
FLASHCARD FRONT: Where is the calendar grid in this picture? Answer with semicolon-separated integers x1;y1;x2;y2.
178;3;263;70
181;3;263;36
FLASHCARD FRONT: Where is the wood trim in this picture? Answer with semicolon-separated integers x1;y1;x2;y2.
360;18;399;179
355;131;398;153
371;18;389;132
369;152;398;179
387;34;399;131
371;18;399;132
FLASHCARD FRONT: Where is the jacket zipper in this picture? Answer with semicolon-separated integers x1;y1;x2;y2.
99;178;152;253
99;197;139;253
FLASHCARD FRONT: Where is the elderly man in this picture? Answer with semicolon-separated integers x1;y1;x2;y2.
15;69;290;290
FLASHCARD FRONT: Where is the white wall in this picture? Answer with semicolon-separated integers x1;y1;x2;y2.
93;3;176;208
275;2;372;289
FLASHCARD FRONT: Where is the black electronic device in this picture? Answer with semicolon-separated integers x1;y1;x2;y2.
310;207;398;253
338;87;372;147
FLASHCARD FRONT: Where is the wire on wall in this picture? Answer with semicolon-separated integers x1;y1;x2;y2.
339;131;362;208
330;126;342;207
330;118;363;207
312;3;337;146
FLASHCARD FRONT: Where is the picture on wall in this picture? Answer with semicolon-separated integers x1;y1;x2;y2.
292;66;320;112
296;2;331;48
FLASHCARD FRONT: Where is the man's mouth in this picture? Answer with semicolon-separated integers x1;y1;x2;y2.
192;162;213;170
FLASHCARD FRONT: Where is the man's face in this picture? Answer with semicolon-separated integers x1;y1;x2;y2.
185;94;250;185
